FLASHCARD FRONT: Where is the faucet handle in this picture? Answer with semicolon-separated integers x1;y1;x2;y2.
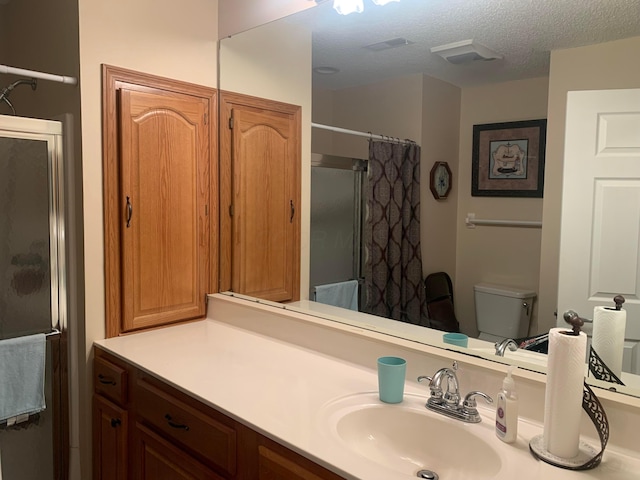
417;375;444;404
463;391;493;410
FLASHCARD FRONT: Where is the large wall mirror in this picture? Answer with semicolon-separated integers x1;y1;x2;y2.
218;0;640;399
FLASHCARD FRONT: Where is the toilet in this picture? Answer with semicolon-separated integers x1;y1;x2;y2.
474;283;536;342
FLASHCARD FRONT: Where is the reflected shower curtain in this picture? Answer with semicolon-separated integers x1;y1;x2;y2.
363;141;429;326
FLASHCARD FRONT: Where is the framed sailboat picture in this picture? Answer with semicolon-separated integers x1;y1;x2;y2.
472;119;547;197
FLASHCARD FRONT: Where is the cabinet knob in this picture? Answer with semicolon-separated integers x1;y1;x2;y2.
110;418;121;428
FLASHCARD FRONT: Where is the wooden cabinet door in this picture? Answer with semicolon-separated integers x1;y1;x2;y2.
135;423;224;480
119;87;210;332
93;395;128;480
221;93;301;302
257;443;344;480
103;65;217;337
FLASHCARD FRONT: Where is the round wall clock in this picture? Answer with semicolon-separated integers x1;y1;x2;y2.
429;161;452;200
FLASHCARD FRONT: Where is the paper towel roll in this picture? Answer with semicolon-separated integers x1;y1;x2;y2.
592;306;626;378
543;327;587;459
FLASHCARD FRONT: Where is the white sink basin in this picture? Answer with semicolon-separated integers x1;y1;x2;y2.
318;392;502;479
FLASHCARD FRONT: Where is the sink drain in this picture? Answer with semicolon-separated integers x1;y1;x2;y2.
416;470;439;480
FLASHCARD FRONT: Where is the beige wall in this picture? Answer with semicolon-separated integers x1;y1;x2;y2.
219;21;313;299
329;74;424;159
311;87;335;153
218;0;315;39
421;75;461;280
455;77;549;337
77;0;218;476
539;35;640;334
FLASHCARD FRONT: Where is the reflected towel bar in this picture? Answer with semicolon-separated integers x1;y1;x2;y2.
465;213;542;229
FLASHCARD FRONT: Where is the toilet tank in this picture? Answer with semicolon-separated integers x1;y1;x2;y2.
474;283;536;339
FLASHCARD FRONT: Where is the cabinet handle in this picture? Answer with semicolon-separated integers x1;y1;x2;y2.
98;374;116;386
290;200;295;223
164;414;190;431
126;196;133;228
110;418;121;428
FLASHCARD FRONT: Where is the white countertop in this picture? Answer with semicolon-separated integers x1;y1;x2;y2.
95;318;640;480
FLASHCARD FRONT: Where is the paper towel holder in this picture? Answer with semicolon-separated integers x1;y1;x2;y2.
529;311;611;470
589;294;626;386
529;383;609;470
607;294;625;311
563;310;584;335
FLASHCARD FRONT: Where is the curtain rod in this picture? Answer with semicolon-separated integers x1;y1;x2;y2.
0;64;77;86
312;122;418;146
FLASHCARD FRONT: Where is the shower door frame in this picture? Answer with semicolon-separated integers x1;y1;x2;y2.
310;153;367;300
0;114;68;479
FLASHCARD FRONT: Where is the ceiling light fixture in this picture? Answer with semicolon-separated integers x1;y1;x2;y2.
333;0;400;15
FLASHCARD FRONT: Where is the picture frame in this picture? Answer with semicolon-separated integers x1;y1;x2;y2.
472;119;547;197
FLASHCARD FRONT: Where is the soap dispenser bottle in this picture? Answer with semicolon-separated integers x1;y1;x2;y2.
495;366;518;443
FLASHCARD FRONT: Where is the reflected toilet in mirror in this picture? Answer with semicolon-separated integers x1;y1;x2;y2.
474;283;536;342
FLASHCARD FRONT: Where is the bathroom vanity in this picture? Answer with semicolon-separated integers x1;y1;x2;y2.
93;294;640;479
93;347;343;479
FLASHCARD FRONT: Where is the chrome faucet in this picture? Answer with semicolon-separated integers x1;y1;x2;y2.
418;361;493;423
495;338;519;356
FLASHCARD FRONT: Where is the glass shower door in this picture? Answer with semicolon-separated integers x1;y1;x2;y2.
310;153;367;302
0;115;67;480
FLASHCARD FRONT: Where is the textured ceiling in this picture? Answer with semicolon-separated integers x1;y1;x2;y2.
284;0;640;90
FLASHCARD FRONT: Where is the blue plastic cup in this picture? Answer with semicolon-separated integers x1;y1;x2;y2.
443;332;469;348
377;356;407;403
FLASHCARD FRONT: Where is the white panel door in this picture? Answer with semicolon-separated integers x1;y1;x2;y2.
558;89;640;373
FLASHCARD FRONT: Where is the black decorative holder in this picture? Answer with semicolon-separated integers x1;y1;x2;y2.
588;345;625;386
529;382;609;470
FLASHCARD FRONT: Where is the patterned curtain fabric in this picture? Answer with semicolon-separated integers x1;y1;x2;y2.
363;141;429;326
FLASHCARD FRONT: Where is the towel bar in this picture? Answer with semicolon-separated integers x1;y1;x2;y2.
45;328;61;339
465;213;542;229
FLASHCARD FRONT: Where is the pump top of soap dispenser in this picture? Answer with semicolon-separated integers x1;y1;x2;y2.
503;366;516;395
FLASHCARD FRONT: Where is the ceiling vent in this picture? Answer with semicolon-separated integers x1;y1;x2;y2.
430;39;503;64
364;37;414;52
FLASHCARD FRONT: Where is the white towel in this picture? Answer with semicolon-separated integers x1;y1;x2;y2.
0;333;46;423
314;280;359;311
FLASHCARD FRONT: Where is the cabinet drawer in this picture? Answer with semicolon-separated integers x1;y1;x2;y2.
94;355;128;405
135;377;237;476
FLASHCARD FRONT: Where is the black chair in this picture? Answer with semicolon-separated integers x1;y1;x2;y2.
424;272;461;333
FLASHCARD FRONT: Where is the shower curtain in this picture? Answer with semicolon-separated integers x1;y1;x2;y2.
363;140;429;326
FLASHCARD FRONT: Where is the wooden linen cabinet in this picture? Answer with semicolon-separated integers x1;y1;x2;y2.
220;91;301;302
102;65;218;336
